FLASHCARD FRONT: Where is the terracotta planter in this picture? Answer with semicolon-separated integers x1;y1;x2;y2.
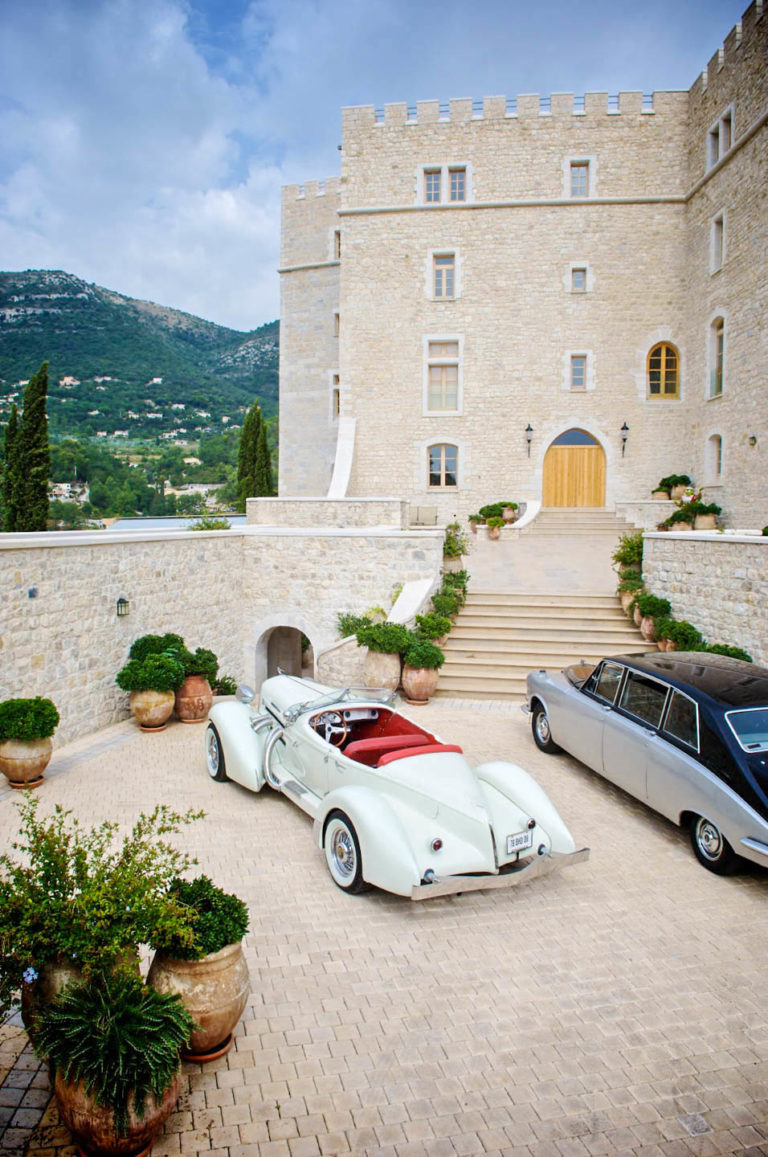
674;521;693;532
148;941;249;1061
694;513;717;530
633;605;643;627
129;689;175;731
640;616;656;642
469;522;478;535
620;592;635;612
502;506;517;522
665;639;678;652
54;1065;183;1156
0;736;52;788
670;484;687;500
652;490;670;501
21;956;82;1042
401;666;439;705
488;526;501;540
175;675;213;724
362;649;401;692
443;555;464;573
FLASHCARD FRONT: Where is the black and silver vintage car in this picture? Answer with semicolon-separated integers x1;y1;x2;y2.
526;651;768;875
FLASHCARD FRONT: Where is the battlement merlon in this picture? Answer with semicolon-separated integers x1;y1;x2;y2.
280;179;342;270
282;176;342;202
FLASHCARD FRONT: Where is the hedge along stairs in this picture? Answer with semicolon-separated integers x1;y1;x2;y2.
436;509;652;701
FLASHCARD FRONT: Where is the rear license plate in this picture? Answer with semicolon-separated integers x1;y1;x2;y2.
506;830;534;855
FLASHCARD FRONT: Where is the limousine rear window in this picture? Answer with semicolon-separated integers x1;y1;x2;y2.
618;671;669;728
726;707;768;753
662;689;699;751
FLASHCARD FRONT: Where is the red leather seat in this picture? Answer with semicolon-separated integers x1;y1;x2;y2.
378;743;463;766
344;733;431;766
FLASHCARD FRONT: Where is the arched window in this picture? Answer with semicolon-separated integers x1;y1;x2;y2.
428;444;458;488
706;434;723;480
710;318;724;397
647;343;679;398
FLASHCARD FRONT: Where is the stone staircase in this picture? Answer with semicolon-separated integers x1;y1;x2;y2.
436;592;652;701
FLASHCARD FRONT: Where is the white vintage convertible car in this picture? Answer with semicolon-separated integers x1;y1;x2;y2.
205;674;588;899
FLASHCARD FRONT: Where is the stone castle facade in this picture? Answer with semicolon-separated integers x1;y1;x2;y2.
278;1;767;528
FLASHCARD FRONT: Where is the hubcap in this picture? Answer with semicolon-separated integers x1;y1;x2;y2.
331;826;355;879
696;819;722;860
536;712;550;743
206;732;219;775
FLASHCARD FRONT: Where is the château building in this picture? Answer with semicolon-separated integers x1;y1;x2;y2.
278;1;767;528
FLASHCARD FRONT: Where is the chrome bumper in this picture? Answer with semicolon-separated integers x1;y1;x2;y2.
410;846;590;901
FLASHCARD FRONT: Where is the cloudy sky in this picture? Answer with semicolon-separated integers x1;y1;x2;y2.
0;0;743;331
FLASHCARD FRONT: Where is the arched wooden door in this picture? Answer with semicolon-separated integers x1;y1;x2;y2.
542;429;606;507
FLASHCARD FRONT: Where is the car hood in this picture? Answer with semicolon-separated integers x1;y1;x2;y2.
260;675;334;723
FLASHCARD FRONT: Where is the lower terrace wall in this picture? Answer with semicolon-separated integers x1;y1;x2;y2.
0;526;442;748
246;497;409;528
643;532;768;664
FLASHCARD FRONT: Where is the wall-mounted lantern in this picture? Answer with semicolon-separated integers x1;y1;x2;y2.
525;424;534;457
620;422;630;458
116;597;130;617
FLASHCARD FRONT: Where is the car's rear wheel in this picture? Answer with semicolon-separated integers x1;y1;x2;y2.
531;704;561;754
324;810;369;894
690;815;739;875
205;724;228;782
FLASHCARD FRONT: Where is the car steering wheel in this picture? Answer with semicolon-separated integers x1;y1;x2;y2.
312;711;348;747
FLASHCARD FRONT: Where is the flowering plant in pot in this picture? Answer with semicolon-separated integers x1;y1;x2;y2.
148;875;250;1062
117;634;186;731
0;696;60;788
401;637;445;705
36;970;193;1157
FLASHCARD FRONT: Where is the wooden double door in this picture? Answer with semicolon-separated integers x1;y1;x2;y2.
542;430;606;507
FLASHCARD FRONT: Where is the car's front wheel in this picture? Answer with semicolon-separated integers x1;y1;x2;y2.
324;810;369;894
205;724;228;782
690;815;739;874
531;703;562;754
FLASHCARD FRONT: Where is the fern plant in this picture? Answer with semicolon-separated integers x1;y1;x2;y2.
36;972;193;1136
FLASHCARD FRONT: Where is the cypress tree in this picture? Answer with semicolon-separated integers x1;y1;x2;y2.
236;402;262;511
254;421;274;496
1;403;19;531
14;362;51;531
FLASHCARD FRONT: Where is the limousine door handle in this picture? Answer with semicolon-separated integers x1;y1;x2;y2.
601;705;612;713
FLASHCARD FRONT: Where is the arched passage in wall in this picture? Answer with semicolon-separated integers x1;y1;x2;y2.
542;429;606;507
252;612;324;689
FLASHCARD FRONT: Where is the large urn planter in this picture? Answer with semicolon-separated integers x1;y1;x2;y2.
362;649;401;692
633;604;643;628
401;666;439;706
129;689;175;731
148;941;250;1061
619;591;635;613
694;513;717;530
670;484;687;501
53;1067;183;1157
674;521;693;532
21;956;82;1042
0;736;52;789
443;555;464;574
175;675;213;724
640;616;656;642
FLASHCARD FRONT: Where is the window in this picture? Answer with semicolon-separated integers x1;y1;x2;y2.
591;661;624;704
618;672;669;729
707;107;734;169
427;340;460;411
711;213;724;272
647;343;679;398
332;375;340;420
710;318;724;397
663;691;699;750
333;312;340;336
433;254;455;299
424;169;441;203
706;433;723;479
333;230;341;259
570;355;587;391
428;444;458;488
571;267;587;292
570;161;589;197
449;167;466;202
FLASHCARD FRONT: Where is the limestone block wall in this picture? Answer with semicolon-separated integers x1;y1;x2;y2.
246;497;408;528
0;526;442;747
642;531;768;663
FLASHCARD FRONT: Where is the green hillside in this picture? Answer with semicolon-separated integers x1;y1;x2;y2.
0;270;278;442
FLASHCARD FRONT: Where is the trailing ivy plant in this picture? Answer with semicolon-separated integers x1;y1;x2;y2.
36;972;193;1136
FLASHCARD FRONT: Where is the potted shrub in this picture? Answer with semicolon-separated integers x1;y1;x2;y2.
401;638;445;705
664;507;694;532
501;501;518;522
148;875;250;1062
486;516;504;540
443;522;469;571
0;796;201;1037
431;590;461;618
692;501;722;531
0;696;59;788
414;612;452;644
117;633;187;730
611;531;643;574
467;513;484;535
634;592;672;641
175;646;218;724
617;573;644;613
659;473;693;501
663;620;704;652
36;970;192;1156
653;616;675;651
355;622;411;690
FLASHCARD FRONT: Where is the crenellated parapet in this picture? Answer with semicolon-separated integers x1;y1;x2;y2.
280;177;341;269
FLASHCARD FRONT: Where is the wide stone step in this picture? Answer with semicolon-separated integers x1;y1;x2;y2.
451;622;645;641
443;642;652;662
435;673;528;698
464;592;620;608
457;608;629;626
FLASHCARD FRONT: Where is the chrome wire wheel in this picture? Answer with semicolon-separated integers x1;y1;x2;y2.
324;810;367;893
205;724;227;781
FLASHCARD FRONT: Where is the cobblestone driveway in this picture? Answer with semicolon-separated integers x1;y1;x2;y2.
1;699;767;1156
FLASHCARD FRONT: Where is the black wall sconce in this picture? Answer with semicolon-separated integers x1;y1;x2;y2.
525;424;534;457
620;422;629;458
116;597;130;617
748;435;758;447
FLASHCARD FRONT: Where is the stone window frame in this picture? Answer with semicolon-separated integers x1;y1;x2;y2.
566;262;590;293
707;105;735;170
563;349;594;393
646;342;681;399
415;162;473;206
426;441;460;490
705;432;724;482
707;313;726;399
423;334;463;416
710;211;725;274
427;249;461;301
330;373;340;423
566;156;594;198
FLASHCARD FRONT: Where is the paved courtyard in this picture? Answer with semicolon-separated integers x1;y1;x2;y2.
1;699;767;1157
